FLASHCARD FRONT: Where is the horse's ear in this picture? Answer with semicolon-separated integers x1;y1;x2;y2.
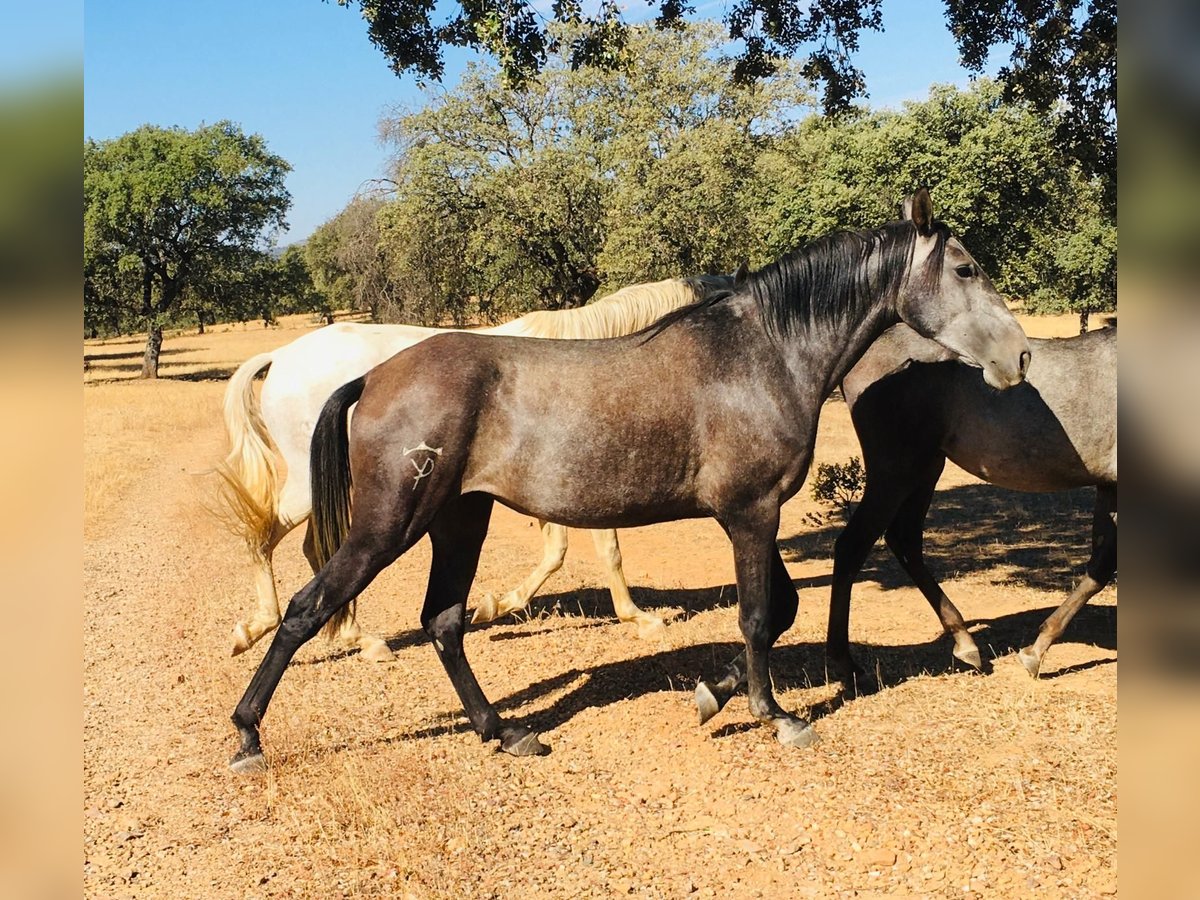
903;187;935;236
734;262;749;286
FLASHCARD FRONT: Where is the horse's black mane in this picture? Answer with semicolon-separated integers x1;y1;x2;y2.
643;220;949;341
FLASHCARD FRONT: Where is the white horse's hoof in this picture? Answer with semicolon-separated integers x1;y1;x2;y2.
774;718;820;749
231;622;253;656
634;616;667;641
358;637;395;663
1017;646;1043;679
471;594;499;624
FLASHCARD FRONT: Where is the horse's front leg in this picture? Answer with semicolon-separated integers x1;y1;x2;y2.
472;520;568;624
589;529;666;640
701;512;817;749
695;546;797;724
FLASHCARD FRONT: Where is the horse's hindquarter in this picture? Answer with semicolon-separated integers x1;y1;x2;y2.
260;323;439;477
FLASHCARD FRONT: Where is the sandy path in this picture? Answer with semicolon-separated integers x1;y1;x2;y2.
84;318;1116;898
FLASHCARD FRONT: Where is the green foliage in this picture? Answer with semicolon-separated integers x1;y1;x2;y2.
805;457;865;527
304;197;396;320
810;457;865;509
373;22;808;321
335;0;1114;202
84;122;291;371
746;81;1114;314
945;0;1116;203
317;28;1113;324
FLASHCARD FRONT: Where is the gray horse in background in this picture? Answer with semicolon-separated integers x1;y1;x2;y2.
829;324;1116;680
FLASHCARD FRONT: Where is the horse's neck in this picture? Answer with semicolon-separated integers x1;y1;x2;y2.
779;300;900;405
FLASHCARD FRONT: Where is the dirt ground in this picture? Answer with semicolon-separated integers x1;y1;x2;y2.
84;313;1116;898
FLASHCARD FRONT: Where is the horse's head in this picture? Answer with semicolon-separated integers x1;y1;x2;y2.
896;188;1031;389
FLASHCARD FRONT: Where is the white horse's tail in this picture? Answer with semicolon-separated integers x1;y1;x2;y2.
213;351;279;562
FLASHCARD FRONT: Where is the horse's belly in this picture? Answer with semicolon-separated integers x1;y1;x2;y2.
944;438;1097;492
462;434;703;528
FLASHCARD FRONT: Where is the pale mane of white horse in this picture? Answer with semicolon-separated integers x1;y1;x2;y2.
490;277;716;339
215;275;730;661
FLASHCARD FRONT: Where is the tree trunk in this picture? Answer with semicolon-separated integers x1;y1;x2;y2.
198;317;206;335
1079;308;1090;334
141;323;163;378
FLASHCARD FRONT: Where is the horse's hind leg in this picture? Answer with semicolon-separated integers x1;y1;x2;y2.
1019;484;1117;678
231;516;292;656
231;478;318;656
302;523;394;662
696;546;798;725
425;495;549;756
590;529;665;640
883;457;983;672
472;520;568;624
230;528;405;773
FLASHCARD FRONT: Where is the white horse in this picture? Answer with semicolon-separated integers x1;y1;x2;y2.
216;276;736;660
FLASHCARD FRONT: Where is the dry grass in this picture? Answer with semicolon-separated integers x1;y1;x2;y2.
83;311;1116;899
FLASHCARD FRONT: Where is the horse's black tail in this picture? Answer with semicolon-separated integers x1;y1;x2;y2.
311;376;366;571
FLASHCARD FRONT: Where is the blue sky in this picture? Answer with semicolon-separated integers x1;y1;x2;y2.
84;0;1002;243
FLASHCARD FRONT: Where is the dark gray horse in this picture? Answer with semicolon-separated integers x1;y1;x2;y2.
228;190;1031;773
827;324;1116;681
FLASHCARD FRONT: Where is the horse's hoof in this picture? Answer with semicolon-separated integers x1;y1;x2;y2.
499;729;550;757
358;638;395;663
229;750;267;775
774;717;820;749
231;622;253;656
471;595;499;625
825;656;864;687
634;617;667;641
1017;646;1042;679
695;681;724;726
954;645;983;671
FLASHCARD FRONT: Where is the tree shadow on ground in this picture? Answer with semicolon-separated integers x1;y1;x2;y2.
84;347;189;363
164;365;242;382
781;481;1102;595
84;363;243;383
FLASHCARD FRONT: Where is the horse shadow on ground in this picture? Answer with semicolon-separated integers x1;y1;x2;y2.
324;478;1115;749
379;479;1104;651
378;599;1115;748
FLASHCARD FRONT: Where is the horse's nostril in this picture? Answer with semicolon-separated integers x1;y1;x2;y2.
1019;350;1031;378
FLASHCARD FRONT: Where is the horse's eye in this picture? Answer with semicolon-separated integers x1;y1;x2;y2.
955;264;974;278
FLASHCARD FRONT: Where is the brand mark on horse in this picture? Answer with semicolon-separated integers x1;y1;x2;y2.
403;441;443;486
